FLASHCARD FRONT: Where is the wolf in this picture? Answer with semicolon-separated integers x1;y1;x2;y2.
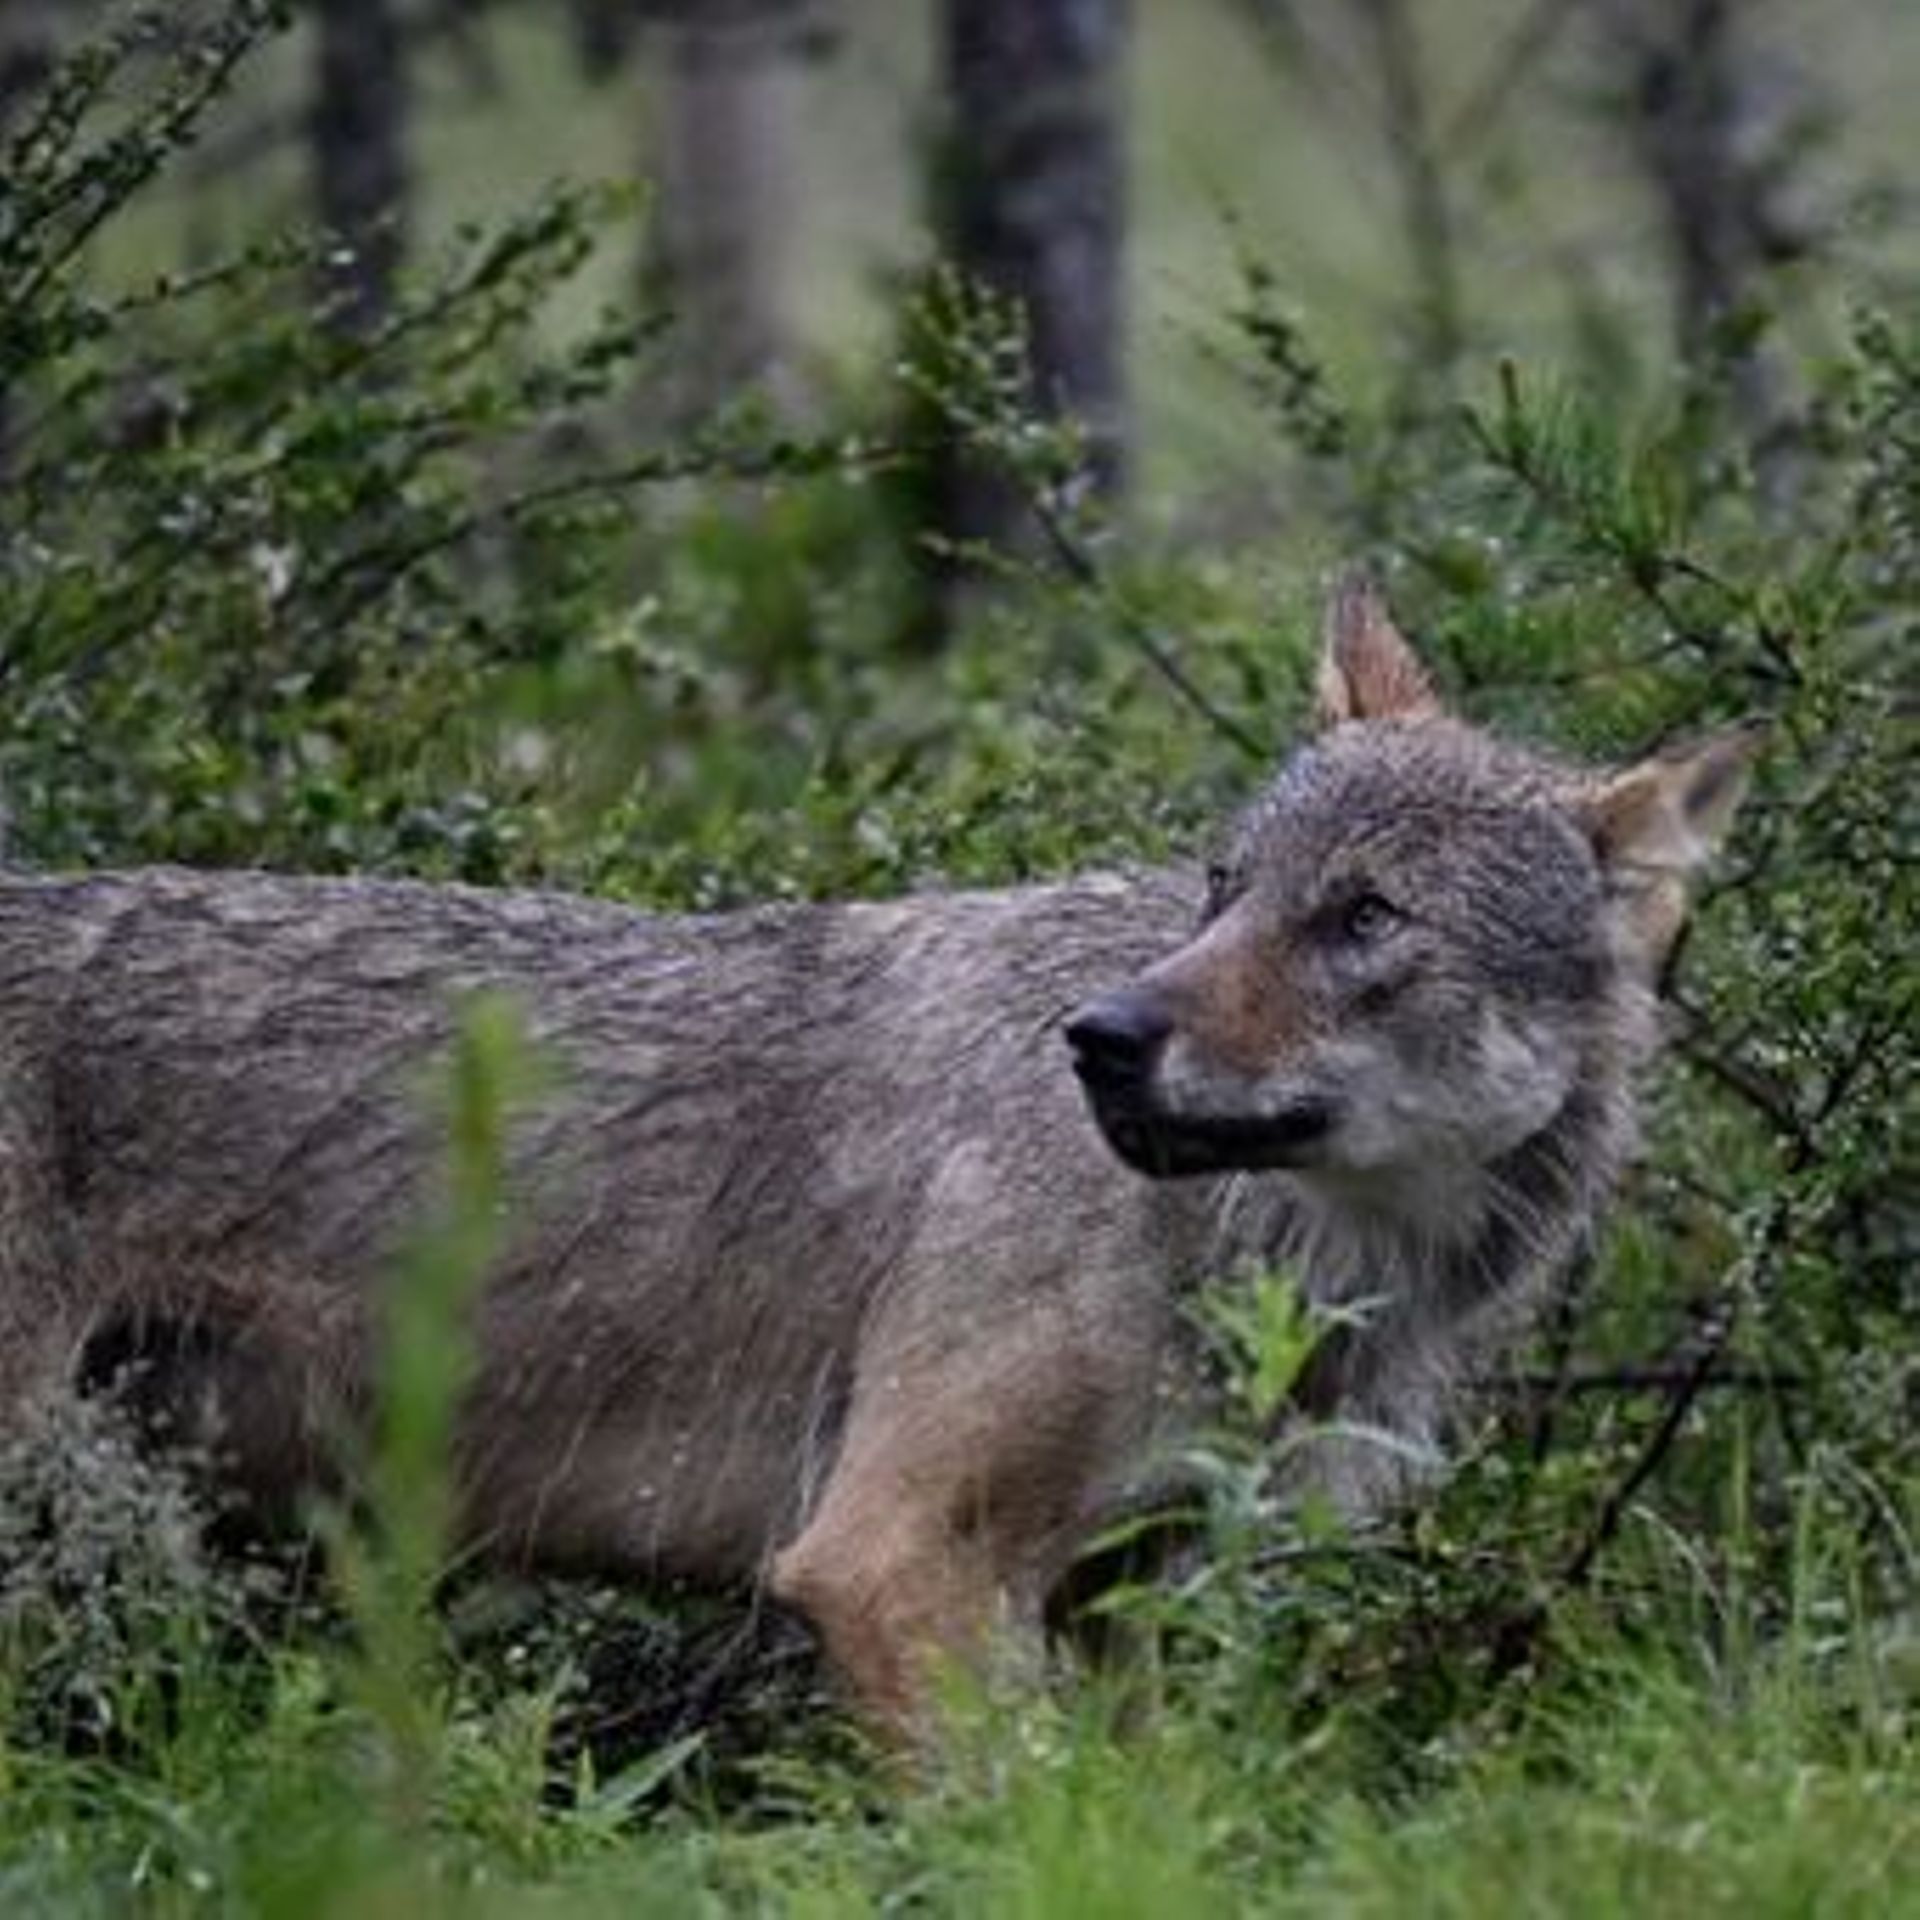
0;582;1755;1736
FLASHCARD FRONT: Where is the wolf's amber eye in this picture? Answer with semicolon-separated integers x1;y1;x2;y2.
1342;891;1401;943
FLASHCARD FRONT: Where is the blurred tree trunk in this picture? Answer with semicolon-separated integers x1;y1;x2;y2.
1355;0;1462;380
567;0;638;79
927;0;1129;616
311;0;410;336
0;0;56;125
649;3;820;417
1595;0;1814;460
0;0;63;471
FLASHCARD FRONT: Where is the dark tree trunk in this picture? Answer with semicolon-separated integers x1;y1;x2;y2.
929;0;1129;605
0;0;56;126
310;0;410;336
567;0;639;78
1596;0;1814;461
0;0;63;473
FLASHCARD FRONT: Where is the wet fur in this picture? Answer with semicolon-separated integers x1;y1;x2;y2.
0;589;1753;1736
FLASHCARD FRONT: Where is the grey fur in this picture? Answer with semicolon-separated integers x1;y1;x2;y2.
0;600;1753;1731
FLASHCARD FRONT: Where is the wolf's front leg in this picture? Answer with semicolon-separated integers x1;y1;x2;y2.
768;1322;1126;1747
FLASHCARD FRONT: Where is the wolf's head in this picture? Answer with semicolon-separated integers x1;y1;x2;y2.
1067;579;1759;1198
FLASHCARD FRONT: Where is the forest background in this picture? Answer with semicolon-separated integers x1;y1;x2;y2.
0;2;1915;1913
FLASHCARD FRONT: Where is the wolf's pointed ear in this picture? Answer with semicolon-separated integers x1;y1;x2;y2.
1314;574;1442;728
1578;721;1766;962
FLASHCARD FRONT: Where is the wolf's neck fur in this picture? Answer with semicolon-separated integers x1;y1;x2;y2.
1200;1019;1644;1511
1212;1069;1626;1306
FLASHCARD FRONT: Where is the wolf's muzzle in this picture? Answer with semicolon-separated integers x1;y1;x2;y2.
1088;1101;1336;1178
1065;991;1335;1178
1064;989;1174;1093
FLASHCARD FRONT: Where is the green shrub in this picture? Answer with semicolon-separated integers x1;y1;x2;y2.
0;3;1912;1909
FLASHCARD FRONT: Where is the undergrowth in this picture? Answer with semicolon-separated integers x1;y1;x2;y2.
0;5;1914;1914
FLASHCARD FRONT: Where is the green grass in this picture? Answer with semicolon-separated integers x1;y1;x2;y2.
2;1598;1914;1915
9;5;1916;1910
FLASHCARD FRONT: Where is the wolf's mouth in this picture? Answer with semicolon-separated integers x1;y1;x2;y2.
1079;1091;1336;1179
1064;994;1335;1177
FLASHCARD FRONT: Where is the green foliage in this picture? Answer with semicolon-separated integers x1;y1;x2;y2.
0;3;1914;1912
1193;1264;1322;1430
331;995;539;1829
0;4;879;882
0;1395;219;1764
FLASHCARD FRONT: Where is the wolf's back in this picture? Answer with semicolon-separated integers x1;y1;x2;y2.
0;864;1198;1579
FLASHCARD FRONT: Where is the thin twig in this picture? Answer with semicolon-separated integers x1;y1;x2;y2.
1492;1173;1804;1678
1486;1363;1805;1400
1670;1022;1813;1162
1561;1302;1739;1594
1440;0;1585;161
1526;1239;1594;1465
303;433;899;639
1489;1297;1734;1678
1027;493;1269;764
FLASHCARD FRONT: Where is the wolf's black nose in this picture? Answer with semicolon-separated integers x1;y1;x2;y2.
1065;991;1174;1084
